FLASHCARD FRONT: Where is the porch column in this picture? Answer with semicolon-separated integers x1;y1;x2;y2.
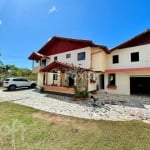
57;71;61;86
74;76;77;86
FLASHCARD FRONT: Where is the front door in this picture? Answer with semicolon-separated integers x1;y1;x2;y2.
99;74;104;89
68;76;74;86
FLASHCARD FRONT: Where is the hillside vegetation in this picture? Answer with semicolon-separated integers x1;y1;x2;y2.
0;65;37;86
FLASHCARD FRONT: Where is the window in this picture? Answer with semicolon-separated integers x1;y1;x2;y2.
77;52;86;61
66;53;71;58
41;59;46;66
90;73;94;80
54;56;57;61
131;52;139;62
13;78;21;81
108;74;116;86
112;55;119;64
21;79;28;82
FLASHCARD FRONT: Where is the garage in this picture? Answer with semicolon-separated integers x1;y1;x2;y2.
130;77;150;95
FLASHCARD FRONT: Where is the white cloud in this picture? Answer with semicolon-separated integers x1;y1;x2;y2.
48;5;56;14
48;37;51;41
0;20;2;25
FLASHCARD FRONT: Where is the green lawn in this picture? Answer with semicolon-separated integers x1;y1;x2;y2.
0;102;150;150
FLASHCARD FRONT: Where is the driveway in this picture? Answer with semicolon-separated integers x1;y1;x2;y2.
0;88;150;123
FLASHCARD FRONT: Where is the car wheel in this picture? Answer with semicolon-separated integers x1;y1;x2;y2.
9;85;16;91
30;84;36;88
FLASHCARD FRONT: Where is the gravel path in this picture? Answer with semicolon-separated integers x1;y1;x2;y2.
0;88;150;123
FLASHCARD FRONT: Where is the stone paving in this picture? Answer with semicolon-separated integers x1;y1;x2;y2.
0;88;150;123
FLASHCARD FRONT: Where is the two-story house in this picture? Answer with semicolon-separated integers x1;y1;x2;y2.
29;30;150;96
28;36;108;94
105;29;150;95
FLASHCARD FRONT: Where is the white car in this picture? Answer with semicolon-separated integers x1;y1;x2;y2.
3;77;37;90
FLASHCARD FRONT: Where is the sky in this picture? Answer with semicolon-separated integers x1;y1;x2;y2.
0;0;150;69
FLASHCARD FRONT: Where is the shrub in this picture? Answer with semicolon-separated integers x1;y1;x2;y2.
74;86;88;98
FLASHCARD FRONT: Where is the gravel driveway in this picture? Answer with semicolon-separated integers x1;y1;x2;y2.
0;88;150;123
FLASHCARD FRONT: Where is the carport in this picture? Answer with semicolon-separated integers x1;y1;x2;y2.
130;76;150;95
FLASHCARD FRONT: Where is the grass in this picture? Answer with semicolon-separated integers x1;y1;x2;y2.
0;102;150;150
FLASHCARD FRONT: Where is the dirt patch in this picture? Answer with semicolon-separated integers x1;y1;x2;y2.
32;112;99;131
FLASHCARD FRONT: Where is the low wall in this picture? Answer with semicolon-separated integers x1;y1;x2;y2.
43;85;75;94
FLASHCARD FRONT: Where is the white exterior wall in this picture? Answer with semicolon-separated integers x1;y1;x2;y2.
43;47;106;90
88;82;97;91
105;71;150;95
48;47;91;69
105;44;150;95
107;44;150;69
88;72;97;91
47;73;54;85
105;73;130;95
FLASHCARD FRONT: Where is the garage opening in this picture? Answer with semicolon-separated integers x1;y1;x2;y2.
130;77;150;95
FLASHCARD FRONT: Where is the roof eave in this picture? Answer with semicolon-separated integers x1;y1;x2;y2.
110;29;150;51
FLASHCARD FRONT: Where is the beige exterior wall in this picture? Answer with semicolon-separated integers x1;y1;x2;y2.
91;47;107;71
107;44;150;69
37;72;44;86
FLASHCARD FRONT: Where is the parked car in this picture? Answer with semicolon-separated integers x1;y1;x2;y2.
3;77;37;90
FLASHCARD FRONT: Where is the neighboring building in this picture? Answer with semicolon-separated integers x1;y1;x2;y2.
28;30;150;96
105;29;150;95
28;36;108;94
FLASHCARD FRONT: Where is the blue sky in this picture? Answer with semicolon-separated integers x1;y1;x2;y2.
0;0;150;69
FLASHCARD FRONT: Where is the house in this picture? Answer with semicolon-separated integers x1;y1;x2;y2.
105;29;150;95
28;30;150;96
28;36;108;94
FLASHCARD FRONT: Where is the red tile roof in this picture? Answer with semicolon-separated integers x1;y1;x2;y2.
40;61;73;72
40;60;91;72
28;52;49;60
111;29;150;51
37;36;109;56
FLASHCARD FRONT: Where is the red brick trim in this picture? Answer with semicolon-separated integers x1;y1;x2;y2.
105;67;150;73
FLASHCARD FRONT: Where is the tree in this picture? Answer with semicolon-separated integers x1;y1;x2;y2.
0;64;37;83
66;65;89;98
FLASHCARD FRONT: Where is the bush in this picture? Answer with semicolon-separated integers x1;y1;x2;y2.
74;87;88;98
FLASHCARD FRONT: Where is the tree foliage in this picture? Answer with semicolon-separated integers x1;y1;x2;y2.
0;65;37;81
